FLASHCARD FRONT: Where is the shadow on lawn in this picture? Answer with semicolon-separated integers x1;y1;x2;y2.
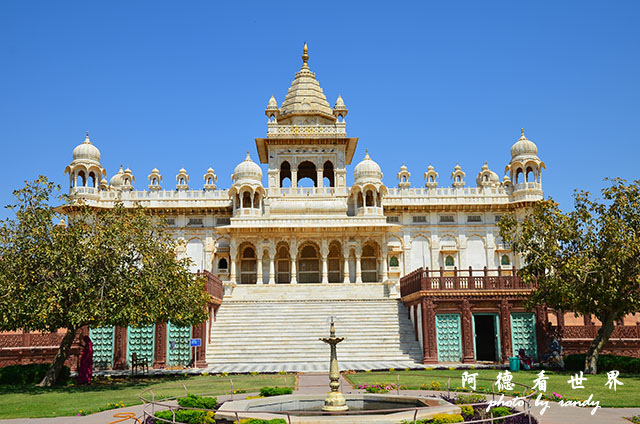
0;374;194;396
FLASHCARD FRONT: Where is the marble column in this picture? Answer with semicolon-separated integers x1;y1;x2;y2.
342;246;350;283
289;241;298;284
317;170;324;188
268;246;276;284
355;245;362;283
321;241;329;284
381;245;388;283
291;170;298;188
256;251;263;285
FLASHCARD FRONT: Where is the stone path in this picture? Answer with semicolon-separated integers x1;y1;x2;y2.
2;372;638;423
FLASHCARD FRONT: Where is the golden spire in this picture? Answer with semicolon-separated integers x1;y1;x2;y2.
520;128;526;139
302;42;309;65
84;131;90;143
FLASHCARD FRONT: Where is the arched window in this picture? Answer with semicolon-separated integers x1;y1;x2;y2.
276;246;290;283
328;243;342;283
298;244;320;283
218;258;228;270
240;247;257;284
323;161;335;188
280;161;292;187
501;254;510;266
526;167;534;183
361;244;378;282
242;191;252;208
365;190;374;207
389;256;399;267
515;168;523;184
89;172;96;187
253;192;260;209
445;255;455;267
357;192;363;208
297;161;317;187
235;194;241;209
77;171;86;187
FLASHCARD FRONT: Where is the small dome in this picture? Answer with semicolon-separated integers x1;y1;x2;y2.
334;94;346;109
267;95;278;109
511;128;538;158
109;166;125;188
354;150;383;184
72;132;101;163
206;166;215;173
232;151;263;184
151;167;160;174
476;162;500;186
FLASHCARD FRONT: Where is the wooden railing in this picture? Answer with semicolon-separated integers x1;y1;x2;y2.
200;270;224;302
400;266;536;297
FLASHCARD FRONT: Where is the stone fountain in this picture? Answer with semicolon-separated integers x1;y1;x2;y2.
319;317;348;412
216;318;461;423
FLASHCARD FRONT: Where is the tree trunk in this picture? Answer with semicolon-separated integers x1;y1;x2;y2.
584;314;616;375
38;327;77;387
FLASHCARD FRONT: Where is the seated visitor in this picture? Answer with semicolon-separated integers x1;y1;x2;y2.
518;348;533;370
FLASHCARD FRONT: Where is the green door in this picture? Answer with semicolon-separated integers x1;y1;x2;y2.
126;325;155;366
167;322;192;366
511;313;538;360
89;326;114;369
436;313;462;362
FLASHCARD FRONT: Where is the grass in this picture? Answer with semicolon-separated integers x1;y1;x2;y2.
344;369;640;408
0;372;296;419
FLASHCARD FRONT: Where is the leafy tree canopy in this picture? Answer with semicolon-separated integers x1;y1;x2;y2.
499;178;640;374
0;177;210;385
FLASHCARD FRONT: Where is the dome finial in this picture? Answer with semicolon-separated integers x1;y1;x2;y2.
302;42;309;65
520;128;526;139
246;150;251;160
84;131;91;143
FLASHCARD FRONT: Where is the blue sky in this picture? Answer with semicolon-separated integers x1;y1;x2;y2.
1;1;638;218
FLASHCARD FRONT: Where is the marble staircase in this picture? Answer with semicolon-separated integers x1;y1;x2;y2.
205;299;424;372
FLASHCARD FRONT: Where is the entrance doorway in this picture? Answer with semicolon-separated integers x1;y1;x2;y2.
473;314;500;362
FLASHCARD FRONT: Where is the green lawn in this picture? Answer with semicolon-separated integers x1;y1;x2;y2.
0;373;296;419
345;369;640;408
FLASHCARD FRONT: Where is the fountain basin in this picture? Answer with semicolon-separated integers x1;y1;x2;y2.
216;393;461;423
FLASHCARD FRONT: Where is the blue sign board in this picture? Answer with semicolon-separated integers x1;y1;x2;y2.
190;338;202;347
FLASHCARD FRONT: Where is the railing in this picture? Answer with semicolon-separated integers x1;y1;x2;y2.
201;270;224;302
140;376;536;424
270;186;349;197
266;122;347;137
70;186;98;195
552;324;640;340
400;266;535;297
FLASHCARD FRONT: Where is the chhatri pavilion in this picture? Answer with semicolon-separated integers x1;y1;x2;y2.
5;45;636;372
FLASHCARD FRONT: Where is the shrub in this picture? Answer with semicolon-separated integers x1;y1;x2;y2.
428;413;465;423
0;364;70;385
239;419;287;424
154;409;215;424
454;393;487;405
177;394;217;410
459;405;473;418
564;354;640;374
259;386;293;397
489;406;512;423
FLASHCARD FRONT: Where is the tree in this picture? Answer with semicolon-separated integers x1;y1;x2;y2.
0;177;210;386
498;178;640;374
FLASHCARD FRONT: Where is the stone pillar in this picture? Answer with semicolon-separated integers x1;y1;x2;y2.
291;170;298;188
355;244;362;283
256;247;263;285
342;246;350;283
421;298;438;364
535;305;549;361
321;241;329;284
381;244;388;283
317;170;324;188
113;325;128;370
500;299;512;363
154;322;167;369
289;241;298;284
460;300;475;363
229;243;237;284
268;246;276;284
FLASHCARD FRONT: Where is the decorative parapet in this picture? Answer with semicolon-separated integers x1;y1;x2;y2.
266;122;346;138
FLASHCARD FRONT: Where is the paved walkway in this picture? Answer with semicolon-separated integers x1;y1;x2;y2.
2;372;639;423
